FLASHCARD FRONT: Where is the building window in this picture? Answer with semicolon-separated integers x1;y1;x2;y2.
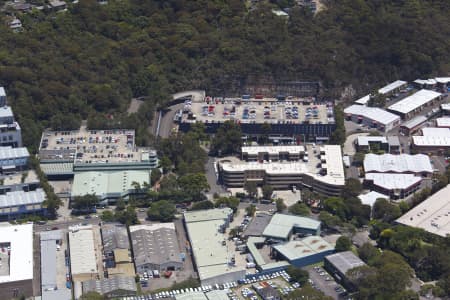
8;135;13;141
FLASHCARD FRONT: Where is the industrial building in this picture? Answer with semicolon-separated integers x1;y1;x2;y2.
101;224;134;277
399;115;428;135
68;225;98;283
412;127;450;154
242;213;273;238
0;146;29;172
324;251;366;292
178;97;336;142
241;145;305;162
354;80;407;105
363;153;433;176
39;126;158;179
0;188;46;220
246;237;290;274
219;145;345;197
396;184;450;237
82;276;137;299
436;117;450;128
40;230;72;300
387;89;442;119
364;173;423;200
71;170;150;203
0;223;33;300
262;214;321;241
355;136;400;154
344;105;401;132
272;236;334;267
130;223;183;274
0;87;6;106
184;208;246;285
414;77;450;92
0;106;23;148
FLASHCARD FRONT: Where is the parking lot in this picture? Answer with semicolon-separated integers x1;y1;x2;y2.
306;265;347;299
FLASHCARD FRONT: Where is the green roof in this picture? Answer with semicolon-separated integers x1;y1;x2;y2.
246;237;267;267
263;214;321;240
272;236;334;261
184;208;233;223
71;170;150;199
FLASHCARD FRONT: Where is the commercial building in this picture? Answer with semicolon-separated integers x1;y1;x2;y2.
399;115;428;135
358;191;389;209
241;145;305;162
355;136;400;154
0;188;46;220
363;153;433;176
71;170;150;203
344;105;401;132
396;184;450;237
414;77;450;92
436;117;450;128
219;145;345;197
101;224;134;277
0;146;29;172
387;89;442;119
364;173;422;200
324;251;366;292
0;223;33;300
178;97;336;143
262;214;321;241
441;103;450;115
130;223;183;274
354;80;407;105
246;237;290;274
184;208;246;285
242;213;273;238
254;284;281;300
40;230;71;300
272;236;334;267
39;126;158;179
0;106;22;148
82;276;137;299
0;87;6;106
68;225;98;283
412;127;450;154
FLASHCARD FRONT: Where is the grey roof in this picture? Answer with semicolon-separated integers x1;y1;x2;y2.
344;105;400;126
184;208;233;223
256;286;280;300
0;146;29;160
82;276;137;295
0;188;46;208
176;292;208;300
387;136;400;146
401;115;427;129
40;239;57;290
0;106;13;118
357;136;387;146
263;214;321;240
101;224;130;254
40;230;63;241
325;251;366;275
243;213;272;237
42;289;72;300
130;224;182;268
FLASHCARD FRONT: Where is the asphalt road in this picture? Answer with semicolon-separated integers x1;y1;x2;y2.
305;265;342;300
205;156;227;196
34;217;101;232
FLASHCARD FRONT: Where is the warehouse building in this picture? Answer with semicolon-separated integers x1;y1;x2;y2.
101;224;134;277
363;153;433;176
436;118;450;128
364;173;422;200
184;209;246;285
0;146;29;173
344;105;401;132
0;188;46;220
178;98;336;142
0;87;6;106
71;170;150;203
387;89;442;119
355;136;400;154
354;80;407;105
241;145;305;162
399;115;428;135
441;103;450;115
272;236;334;267
324;251;366;292
82;276;137;299
68;225;98;283
130;223;183;274
242;213;272;238
0;223;33;300
396;184;450;237
246;237;290;274
219;145;345;197
412;127;450;154
262;214;321;241
0;106;22;148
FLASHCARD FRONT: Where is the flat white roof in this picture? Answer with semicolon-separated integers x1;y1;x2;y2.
0;87;5;97
364;153;433;173
421;127;450;137
0;223;33;283
0;106;13;119
378;80;407;95
365;173;422;190
435;77;450;84
355;95;370;105
436;118;450;128
358;191;389;207
413;127;450;147
357;136;387;146
414;79;437;85
441;103;450;111
396;184;450;237
241;145;305;156
401;115;428;129
388;89;441;115
129;223;175;232
69;227;98;276
344;105;400;125
0;146;29;160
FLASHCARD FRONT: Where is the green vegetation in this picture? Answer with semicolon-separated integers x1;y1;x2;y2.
286;266;309;285
214;196;240;212
80;292;105;300
286;284;333;300
288;202;311;216
245;204;256;217
190;200;214;211
244;181;258;199
147;200;176;222
275;198;286;212
211;121;243;156
335;235;352;252
262;184;273;200
71;194;99;210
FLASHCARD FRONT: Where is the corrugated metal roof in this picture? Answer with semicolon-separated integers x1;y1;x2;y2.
365;173;422;190
40;240;57;290
263;214;321;240
0;146;29;160
82;276;137;295
363;153;433;173
273;236;334;261
401;115;427;129
0;188;45;208
388;89;441;114
325;251;365;275
344;105;400;126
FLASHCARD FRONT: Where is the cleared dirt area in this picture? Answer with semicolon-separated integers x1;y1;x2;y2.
128;98;144;114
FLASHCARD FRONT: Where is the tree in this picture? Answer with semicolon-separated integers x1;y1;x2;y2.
286;285;333;300
101;210;115;222
357;242;380;264
191;200;214;211
342;178;362;198
215;197;240;212
147;200;176;222
261;185;273;200
211;120;243;155
353;152;365;166
244;181;257;198
115;198;126;211
286;266;309;285
288;202;311;216
80;292;105;300
160;156;172;174
373;198;401;222
276;198;286;212
71;194;99;211
178;173;209;199
151;168;162;186
246;204;256;217
335;236;352;252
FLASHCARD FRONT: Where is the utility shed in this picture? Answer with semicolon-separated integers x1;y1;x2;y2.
324;251;366;292
262;214;321;241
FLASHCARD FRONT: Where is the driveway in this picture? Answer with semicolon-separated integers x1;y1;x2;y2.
305;265;343;299
343;133;369;156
